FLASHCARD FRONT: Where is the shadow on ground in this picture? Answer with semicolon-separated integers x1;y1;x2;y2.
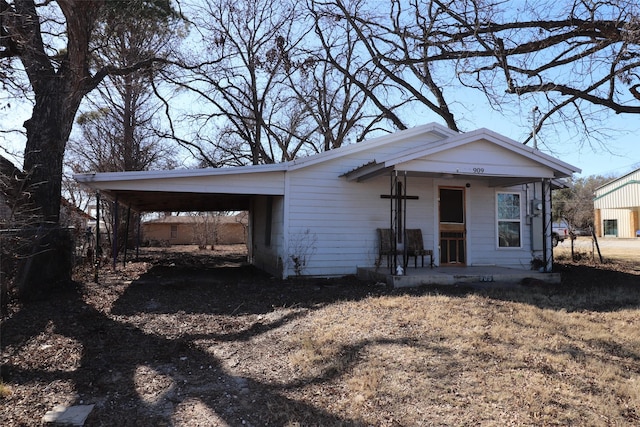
2;250;638;425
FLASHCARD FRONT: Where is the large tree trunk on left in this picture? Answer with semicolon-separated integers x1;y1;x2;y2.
11;0;101;298
17;80;85;298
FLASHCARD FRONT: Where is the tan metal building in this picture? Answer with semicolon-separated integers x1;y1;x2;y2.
143;213;248;246
594;168;640;238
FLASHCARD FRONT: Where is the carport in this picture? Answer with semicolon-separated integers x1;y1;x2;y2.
74;165;287;269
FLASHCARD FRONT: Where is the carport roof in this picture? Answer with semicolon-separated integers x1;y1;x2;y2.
97;190;255;212
74;163;287;212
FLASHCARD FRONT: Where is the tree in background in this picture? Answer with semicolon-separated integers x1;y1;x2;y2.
309;0;460;132
66;1;181;257
454;0;640;146
553;175;613;232
164;0;313;166
310;0;640;148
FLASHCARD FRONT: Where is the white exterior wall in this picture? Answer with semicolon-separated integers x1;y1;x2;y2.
283;134;444;278
251;195;285;276
465;182;540;269
283;160;543;277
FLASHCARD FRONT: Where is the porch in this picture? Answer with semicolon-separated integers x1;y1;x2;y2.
357;265;561;288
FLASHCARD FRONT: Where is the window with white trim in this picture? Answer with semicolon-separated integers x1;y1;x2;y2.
497;192;521;248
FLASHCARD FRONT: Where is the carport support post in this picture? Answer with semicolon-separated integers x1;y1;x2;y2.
112;195;118;270
123;206;131;267
136;213;141;260
94;191;100;283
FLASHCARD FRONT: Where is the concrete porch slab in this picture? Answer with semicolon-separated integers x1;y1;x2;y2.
357;265;560;288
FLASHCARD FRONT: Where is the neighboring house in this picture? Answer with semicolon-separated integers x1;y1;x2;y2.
75;123;580;279
0;155;22;226
593;168;640;238
143;213;248;246
1;155;92;233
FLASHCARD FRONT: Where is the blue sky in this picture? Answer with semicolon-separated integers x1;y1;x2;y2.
466;108;640;179
2;90;638;179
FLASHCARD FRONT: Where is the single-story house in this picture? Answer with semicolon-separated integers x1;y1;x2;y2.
143;213;248;246
594;168;640;238
74;123;580;280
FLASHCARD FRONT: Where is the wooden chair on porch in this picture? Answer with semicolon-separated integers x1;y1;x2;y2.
406;229;433;268
377;228;395;267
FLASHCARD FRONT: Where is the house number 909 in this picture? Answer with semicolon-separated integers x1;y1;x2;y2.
472;168;485;174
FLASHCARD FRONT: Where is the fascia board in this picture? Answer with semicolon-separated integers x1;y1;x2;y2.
74;163;287;184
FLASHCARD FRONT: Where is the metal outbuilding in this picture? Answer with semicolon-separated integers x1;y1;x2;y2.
594;168;640;238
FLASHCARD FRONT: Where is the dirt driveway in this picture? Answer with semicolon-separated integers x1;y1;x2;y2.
555;236;639;263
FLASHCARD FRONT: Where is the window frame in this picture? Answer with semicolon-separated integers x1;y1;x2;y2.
496;191;522;249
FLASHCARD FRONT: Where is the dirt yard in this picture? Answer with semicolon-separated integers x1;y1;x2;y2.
1;245;639;426
554;236;640;264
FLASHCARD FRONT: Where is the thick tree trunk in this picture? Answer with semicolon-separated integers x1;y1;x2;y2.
12;0;100;298
17;81;82;297
23;94;68;224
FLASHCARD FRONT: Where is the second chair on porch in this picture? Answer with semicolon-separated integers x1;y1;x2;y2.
406;229;434;268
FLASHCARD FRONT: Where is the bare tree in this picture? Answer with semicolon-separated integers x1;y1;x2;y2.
0;0;179;295
309;0;461;133
321;0;640;144
162;0;317;166
553;174;613;231
295;1;393;148
305;0;640;151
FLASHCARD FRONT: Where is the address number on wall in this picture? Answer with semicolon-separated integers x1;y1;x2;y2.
472;168;485;174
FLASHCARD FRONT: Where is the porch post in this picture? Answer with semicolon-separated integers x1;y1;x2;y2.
542;178;552;272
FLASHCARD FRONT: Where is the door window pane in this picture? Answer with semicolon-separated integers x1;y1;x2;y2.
440;189;464;223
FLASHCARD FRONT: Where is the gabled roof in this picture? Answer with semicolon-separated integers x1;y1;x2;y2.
74;123;580;211
594;167;640;209
73;123;456;211
343;127;580;186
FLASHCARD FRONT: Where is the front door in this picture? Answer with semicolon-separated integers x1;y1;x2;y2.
439;187;466;265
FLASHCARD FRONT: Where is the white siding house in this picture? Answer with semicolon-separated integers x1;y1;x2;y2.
75;123;580;279
594;168;640;238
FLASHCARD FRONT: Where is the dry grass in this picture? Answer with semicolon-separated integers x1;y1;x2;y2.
0;382;11;399
2;246;639;426
284;291;640;426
